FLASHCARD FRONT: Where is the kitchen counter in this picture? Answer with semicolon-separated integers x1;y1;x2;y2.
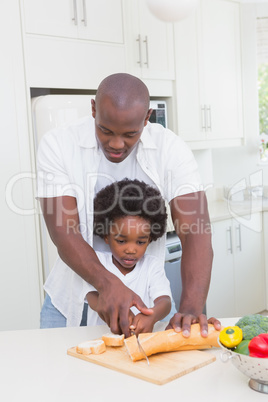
1;318;267;402
208;197;267;223
166;194;268;232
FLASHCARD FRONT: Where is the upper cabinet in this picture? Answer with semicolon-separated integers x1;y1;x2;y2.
174;0;244;149
21;0;126;89
22;0;124;44
21;0;175;90
124;0;175;80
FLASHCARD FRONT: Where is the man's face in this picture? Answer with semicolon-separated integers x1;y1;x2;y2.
91;97;152;163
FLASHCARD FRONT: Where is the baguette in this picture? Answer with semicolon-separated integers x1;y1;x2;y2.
124;323;223;362
76;339;106;355
102;333;125;347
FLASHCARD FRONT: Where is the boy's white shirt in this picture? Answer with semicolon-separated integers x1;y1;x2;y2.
85;252;172;326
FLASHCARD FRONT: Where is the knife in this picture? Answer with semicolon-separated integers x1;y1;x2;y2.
130;330;150;365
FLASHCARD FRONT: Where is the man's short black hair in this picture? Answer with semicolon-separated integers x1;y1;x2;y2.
93;178;167;241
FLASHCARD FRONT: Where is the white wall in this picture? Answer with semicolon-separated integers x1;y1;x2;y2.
193;149;214;189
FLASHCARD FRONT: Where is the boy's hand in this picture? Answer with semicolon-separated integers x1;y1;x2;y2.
128;309;135;332
129;312;156;335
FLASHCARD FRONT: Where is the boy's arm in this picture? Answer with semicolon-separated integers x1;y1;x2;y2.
151;296;172;323
86;291;99;311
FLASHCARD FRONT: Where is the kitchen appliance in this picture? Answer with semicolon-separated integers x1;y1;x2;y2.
149;100;168;128
164;231;206;315
32;94;93;281
164;231;182;311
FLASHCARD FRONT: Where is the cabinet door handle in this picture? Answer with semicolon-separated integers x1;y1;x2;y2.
136;35;142;65
201;105;207;131
207;105;212;131
81;0;87;26
227;226;233;254
236;224;242;252
143;36;149;67
72;0;78;25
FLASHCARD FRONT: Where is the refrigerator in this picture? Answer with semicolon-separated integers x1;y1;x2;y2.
32;94;94;280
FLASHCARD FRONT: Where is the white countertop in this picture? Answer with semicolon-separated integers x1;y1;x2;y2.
1;318;267;402
166;195;268;232
208;198;267;222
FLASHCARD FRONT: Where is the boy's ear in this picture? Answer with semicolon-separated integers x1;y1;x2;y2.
104;235;109;244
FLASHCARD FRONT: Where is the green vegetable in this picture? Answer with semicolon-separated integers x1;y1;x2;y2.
235;315;268;340
258;316;268;332
241;324;264;340
234;340;250;355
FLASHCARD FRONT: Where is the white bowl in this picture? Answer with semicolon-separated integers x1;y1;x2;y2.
218;338;268;394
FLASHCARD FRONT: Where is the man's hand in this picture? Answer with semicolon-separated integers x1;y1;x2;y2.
96;278;153;337
165;312;221;337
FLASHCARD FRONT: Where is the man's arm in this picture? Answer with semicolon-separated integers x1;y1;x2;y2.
39;196;152;336
166;191;221;336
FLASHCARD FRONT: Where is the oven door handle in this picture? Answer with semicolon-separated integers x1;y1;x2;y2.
167;257;181;263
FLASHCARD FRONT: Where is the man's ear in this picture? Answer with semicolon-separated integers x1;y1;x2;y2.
91;99;96;118
144;108;153;126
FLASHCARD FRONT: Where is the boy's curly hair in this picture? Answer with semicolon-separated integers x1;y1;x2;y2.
93;178;167;241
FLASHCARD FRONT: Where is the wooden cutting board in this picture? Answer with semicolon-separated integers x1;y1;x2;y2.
67;342;216;385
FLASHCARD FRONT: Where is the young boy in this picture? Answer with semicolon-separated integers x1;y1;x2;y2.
85;179;172;335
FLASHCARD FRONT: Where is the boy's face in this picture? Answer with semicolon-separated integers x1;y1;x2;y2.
104;215;151;275
91;97;152;163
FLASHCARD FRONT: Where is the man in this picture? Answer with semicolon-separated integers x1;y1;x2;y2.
37;73;221;337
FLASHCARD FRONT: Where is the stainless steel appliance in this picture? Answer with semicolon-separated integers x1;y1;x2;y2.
164;231;182;311
164;231;206;315
149;100;167;128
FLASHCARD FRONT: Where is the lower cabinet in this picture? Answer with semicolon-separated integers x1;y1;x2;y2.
206;212;266;318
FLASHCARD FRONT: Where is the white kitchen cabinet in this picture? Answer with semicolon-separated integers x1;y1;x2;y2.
21;0;126;89
174;0;243;149
207;219;236;318
124;0;175;80
207;213;265;318
22;0;124;44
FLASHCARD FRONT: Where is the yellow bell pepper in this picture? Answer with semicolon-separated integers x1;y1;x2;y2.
219;326;243;348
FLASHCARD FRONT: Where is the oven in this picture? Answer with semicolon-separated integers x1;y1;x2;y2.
164;232;182;312
164;231;207;316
